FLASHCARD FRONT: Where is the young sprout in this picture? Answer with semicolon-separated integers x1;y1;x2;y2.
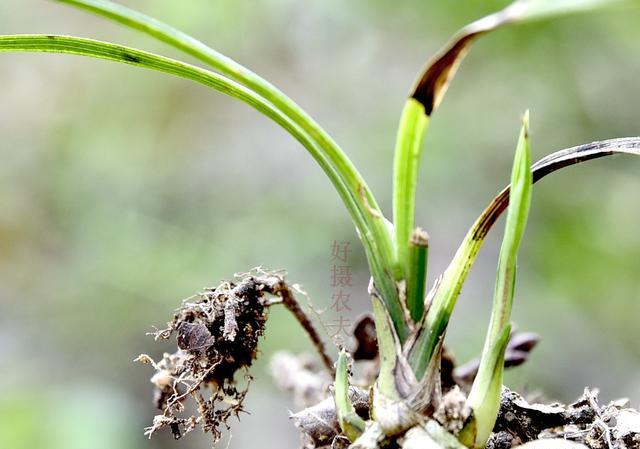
406;228;429;323
334;350;366;442
460;112;533;449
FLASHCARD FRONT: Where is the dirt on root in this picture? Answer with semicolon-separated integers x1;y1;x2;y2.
136;272;272;445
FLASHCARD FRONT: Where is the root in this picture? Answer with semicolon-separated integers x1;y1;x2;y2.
136;268;334;446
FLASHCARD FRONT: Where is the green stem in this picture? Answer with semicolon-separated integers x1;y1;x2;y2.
459;324;511;449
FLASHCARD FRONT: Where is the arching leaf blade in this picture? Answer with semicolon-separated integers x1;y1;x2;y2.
0;35;406;327
53;0;403;338
409;0;635;116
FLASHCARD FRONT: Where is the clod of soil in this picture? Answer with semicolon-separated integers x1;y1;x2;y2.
488;387;640;449
136;272;275;445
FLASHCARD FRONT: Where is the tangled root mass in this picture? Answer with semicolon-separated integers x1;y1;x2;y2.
136;270;287;445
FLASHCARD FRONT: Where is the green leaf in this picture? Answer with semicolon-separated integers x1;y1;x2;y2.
480;113;533;350
461;113;532;449
406;113;531;378
392;0;634;342
53;0;406;340
406;333;442;414
515;0;630;21
408;136;640;378
393;99;429;282
0;32;409;338
409;0;634;116
0;36;358;237
334;350;366;442
52;0;382;237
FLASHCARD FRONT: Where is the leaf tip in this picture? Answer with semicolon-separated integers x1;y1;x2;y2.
522;109;530;131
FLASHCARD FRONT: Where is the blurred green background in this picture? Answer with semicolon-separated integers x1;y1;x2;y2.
1;1;639;448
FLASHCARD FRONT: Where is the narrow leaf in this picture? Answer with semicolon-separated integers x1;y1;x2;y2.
53;0;405;340
396;0;635;348
480;112;533;350
393;99;429;282
408;136;640;377
0;32;409;339
516;0;629;21
463;113;533;449
407;335;442;414
454;331;540;384
409;0;633;116
0;36;370;252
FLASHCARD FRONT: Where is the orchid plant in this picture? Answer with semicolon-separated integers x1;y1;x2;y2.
1;1;639;448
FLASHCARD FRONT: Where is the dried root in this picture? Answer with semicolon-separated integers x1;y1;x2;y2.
137;269;328;447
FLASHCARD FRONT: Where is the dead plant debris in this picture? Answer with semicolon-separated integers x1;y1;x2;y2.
488;387;640;449
136;269;308;446
275;321;639;449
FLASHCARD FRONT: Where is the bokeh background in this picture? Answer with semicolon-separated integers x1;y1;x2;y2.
1;1;639;448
